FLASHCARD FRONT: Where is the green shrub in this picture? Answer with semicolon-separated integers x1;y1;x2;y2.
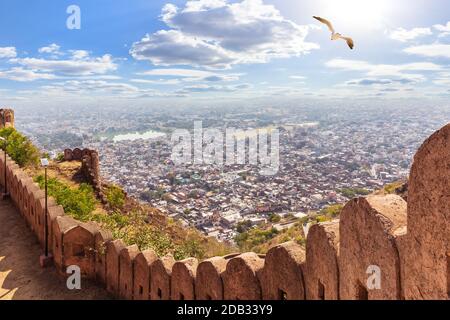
174;239;205;261
384;181;404;194
269;213;281;223
338;187;370;199
105;184;126;210
295;236;306;246
236;220;252;233
0;128;40;167
55;152;65;161
319;204;344;218
33;174;211;260
235;226;279;251
34;175;96;220
316;215;331;223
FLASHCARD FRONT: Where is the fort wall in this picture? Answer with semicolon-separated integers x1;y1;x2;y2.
1;122;450;300
0;108;15;128
63;148;105;203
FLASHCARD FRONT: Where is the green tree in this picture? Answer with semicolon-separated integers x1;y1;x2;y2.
0;128;40;167
269;213;281;223
236;220;252;233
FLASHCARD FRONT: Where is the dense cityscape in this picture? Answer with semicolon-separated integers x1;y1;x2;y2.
15;101;450;242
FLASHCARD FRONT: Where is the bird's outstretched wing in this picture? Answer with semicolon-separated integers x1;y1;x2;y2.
340;36;354;50
313;16;335;33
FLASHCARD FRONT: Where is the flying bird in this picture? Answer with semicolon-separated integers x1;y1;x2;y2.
313;16;354;50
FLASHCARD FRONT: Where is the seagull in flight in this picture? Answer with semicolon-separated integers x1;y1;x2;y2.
313;16;354;50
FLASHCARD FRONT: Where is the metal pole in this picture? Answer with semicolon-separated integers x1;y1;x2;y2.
44;166;49;257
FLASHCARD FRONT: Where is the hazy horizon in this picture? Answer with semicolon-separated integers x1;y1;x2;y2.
1;0;449;108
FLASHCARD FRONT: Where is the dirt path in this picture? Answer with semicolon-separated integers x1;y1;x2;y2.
0;199;111;300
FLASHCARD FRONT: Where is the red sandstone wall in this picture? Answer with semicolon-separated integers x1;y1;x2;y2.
401;123;450;299
1;122;450;300
339;195;406;300
260;242;305;300
171;258;198;300
305;221;340;300
63;148;105;202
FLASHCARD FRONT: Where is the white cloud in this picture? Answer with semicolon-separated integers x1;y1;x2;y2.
433;72;450;86
389;27;432;42
137;68;240;82
131;0;318;69
39;45;90;60
70;50;90;60
130;78;181;85
433;22;450;37
10;54;117;76
0;47;17;58
433;78;450;86
182;0;225;12
404;43;450;58
289;75;306;80
38;43;62;55
326;59;441;82
131;30;235;69
0;67;56;82
43;80;139;94
176;83;251;93
39;79;185;99
139;68;217;78
69;75;122;80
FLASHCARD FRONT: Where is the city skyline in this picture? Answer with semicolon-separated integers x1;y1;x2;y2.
0;0;449;107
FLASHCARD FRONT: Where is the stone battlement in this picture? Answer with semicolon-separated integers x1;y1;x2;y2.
63;148;105;203
1;122;450;300
0;108;14;128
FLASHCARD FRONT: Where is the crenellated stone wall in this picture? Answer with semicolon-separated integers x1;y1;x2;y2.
1;123;450;300
0;108;15;128
63;148;105;203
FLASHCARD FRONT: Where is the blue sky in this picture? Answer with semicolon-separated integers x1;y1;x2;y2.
1;0;449;106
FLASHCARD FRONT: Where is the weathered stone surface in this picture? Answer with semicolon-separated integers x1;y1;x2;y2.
105;239;126;296
28;189;44;232
133;249;158;300
305;220;340;300
0;108;15;128
261;241;305;300
339;194;406;300
23;181;39;228
150;255;175;300
62;221;98;278
72;148;82;160
63;148;102;199
196;257;227;300
94;229;112;286
119;245;140;300
47;205;64;253
52;216;77;271
64;149;73;161
171;258;198;300
222;252;264;300
35;196;57;247
17;176;27;215
402;123;450;299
